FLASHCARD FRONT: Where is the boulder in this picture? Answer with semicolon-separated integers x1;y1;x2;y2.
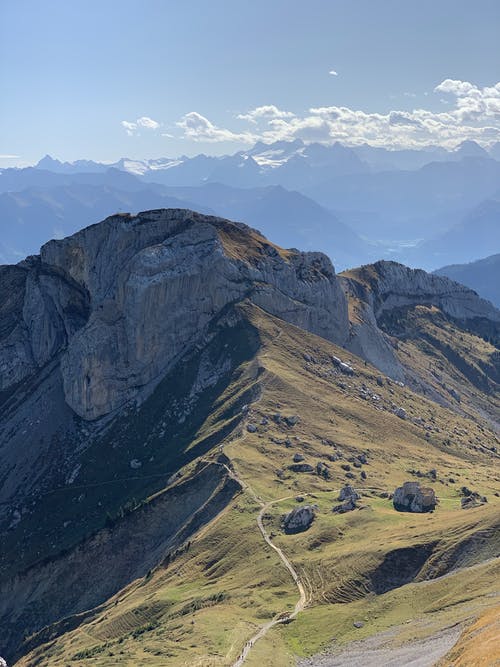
293;453;305;462
316;461;331;479
394;407;407;419
393;481;437;513
283;505;316;534
289;463;314;474
285;415;300;427
246;424;257;433
333;497;357;513
460;490;487;509
338;484;360;502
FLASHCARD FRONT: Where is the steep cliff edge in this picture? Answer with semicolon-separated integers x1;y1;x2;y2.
341;261;500;425
1;209;348;421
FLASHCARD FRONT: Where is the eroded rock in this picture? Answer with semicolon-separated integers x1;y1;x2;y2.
283;505;316;534
393;481;437;513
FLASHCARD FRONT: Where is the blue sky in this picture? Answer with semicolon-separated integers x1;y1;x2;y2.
1;0;500;165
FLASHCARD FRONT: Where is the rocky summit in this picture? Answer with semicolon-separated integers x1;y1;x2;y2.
0;209;499;667
1;209;348;421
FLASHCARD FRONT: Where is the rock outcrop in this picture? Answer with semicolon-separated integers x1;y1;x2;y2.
338;484;360;502
1;209;349;420
333;484;360;513
393;481;437;513
283;505;316;533
340;261;500;380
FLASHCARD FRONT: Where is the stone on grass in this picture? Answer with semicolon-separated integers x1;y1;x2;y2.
338;484;360;502
393;481;437;513
289;463;314;474
283;505;316;534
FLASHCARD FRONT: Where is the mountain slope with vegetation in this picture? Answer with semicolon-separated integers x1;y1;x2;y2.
0;211;498;666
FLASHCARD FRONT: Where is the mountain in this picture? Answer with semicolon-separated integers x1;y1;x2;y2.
31;141;370;188
412;198;500;269
0;166;154;196
1;210;499;666
0;183;208;264
434;253;500;308
150;183;372;268
304;156;500;240
35;155;110;174
22;144;500;262
0;179;371;270
452;140;490;159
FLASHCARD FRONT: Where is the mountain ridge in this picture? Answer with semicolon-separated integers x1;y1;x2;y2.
1;209;499;666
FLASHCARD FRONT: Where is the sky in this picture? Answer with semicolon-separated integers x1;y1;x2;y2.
1;0;500;166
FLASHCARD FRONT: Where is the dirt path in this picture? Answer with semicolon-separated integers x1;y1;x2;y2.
231;495;308;667
224;455;384;666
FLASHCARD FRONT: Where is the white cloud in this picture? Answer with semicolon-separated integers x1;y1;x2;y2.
136;116;160;129
176;111;255;143
237;105;295;124
175;79;500;150
121;116;160;135
0;154;20;159
329;70;338;76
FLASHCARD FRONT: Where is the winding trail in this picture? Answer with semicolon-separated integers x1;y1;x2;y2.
213;458;383;665
207;458;308;666
232;495;308;667
226;465;384;666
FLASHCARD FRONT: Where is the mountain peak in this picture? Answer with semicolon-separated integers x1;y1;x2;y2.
453;140;489;158
36;154;62;168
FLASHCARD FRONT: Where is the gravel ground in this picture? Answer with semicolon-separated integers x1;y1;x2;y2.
298;625;461;667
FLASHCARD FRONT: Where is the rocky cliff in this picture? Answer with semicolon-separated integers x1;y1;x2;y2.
341;260;500;380
1;209;348;420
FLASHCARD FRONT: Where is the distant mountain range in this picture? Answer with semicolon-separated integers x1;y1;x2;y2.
30;138;496;179
434;253;500;308
1;139;499;270
0;175;373;270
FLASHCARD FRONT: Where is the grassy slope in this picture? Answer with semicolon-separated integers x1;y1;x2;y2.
15;303;500;666
436;604;500;666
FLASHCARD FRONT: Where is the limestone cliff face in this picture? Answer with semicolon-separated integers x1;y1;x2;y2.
340;261;500;380
0;261;89;392
1;209;349;420
364;261;500;322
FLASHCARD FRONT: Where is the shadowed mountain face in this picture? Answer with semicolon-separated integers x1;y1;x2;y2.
434;253;500;308
1;210;499;665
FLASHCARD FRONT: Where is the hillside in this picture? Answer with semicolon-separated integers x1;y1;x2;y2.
0;211;499;666
434;253;500;309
